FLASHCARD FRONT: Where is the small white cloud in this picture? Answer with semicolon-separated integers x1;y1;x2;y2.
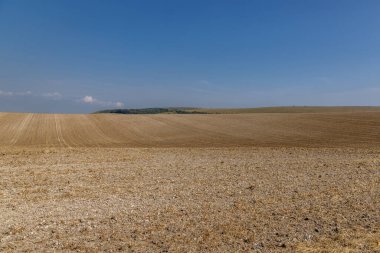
43;92;62;98
82;95;96;104
80;95;123;108
17;91;32;96
0;90;33;96
0;90;13;96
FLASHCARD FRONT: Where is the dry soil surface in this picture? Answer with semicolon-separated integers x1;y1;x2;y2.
1;111;380;148
0;113;379;252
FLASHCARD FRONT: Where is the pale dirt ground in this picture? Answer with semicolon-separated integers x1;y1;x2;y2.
0;113;379;252
0;147;379;252
1;112;380;148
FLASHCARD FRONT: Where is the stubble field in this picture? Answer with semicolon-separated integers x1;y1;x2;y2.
0;112;379;252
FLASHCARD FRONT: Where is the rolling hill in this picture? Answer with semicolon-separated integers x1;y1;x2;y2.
1;110;380;148
95;106;380;114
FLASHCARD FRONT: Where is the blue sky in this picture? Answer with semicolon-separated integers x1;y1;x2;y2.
1;0;380;113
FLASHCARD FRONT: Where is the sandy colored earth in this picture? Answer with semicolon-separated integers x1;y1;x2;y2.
1;111;380;148
0;112;379;252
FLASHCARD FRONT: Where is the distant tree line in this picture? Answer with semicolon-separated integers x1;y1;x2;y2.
94;108;210;114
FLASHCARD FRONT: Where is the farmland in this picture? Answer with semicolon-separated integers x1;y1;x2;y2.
0;111;379;252
1;111;380;148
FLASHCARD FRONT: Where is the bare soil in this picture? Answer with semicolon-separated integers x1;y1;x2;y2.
0;113;379;252
1;111;380;148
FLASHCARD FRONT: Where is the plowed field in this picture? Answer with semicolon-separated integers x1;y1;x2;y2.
0;112;379;252
1;112;380;148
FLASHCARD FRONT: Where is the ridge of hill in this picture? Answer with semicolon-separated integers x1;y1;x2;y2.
94;106;380;114
94;107;207;114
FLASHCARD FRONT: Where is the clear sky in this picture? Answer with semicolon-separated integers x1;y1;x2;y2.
1;0;380;113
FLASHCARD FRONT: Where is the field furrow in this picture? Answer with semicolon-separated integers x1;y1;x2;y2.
0;112;380;147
